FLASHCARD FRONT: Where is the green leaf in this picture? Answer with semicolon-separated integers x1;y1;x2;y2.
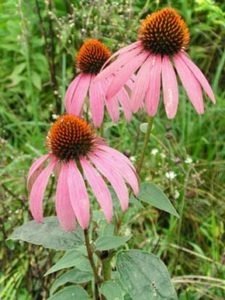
6;62;26;87
45;249;92;276
9;62;26;76
48;286;89;300
99;223;115;237
9;217;84;250
31;71;42;90
95;236;130;251
117;250;177;300
137;183;179;217
33;53;48;72
100;280;124;300
50;268;93;295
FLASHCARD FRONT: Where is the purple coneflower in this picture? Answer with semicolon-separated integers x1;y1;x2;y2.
97;8;215;118
27;115;138;231
65;39;133;127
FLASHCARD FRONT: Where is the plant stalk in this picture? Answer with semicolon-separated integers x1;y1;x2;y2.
136;116;154;175
84;229;101;300
102;256;112;281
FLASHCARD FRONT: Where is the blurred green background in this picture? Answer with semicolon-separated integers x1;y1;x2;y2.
0;0;225;299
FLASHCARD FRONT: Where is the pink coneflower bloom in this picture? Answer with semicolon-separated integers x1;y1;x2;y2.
96;8;215;118
27;115;138;231
65;39;133;127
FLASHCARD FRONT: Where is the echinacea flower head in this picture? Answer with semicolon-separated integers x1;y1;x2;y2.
65;39;133;127
139;8;190;56
76;39;111;74
97;7;215;118
28;115;139;231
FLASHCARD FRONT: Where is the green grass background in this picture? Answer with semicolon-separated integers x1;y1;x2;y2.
0;0;225;299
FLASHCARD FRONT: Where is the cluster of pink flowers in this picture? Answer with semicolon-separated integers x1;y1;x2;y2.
28;7;215;231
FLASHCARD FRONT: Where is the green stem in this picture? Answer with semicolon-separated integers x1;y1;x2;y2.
99;121;104;137
136;116;154;175
133;125;141;155
84;229;101;300
102;256;112;281
61;51;66;114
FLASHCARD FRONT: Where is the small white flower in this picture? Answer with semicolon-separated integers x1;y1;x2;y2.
165;171;177;180
185;157;193;164
130;156;136;163
160;153;166;159
174;190;180;199
140;122;148;133
124;228;131;236
151;148;159;156
52;114;59;120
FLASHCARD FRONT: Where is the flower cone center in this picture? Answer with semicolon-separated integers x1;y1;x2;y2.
77;39;111;74
47;115;94;161
139;8;190;56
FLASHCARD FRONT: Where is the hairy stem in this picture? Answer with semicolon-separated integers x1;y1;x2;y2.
84;229;101;300
136;116;154;175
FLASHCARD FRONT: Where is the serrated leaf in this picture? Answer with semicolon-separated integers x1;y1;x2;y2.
48;285;89;300
137;183;179;217
9;217;84;250
50;268;93;295
95;236;130;251
45;249;92;276
117;250;177;300
100;280;124;300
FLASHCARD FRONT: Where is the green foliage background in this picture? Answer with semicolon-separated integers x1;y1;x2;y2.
0;0;225;299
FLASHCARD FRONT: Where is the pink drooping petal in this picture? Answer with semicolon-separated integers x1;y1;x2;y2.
105;96;120;122
179;52;215;103
126;74;136;90
117;88;132;121
110;46;143;70
106;52;149;99
80;158;113;222
97;144;135;170
27;154;50;190
161;56;179;119
55;163;76;231
94;149;139;195
97;42;142;81
29;157;57;222
88;154;129;211
145;55;162;116
67;161;90;229
109;41;142;60
174;54;204;114
131;55;154;113
100;77;120;122
65;74;82;112
68;74;92;115
102;74;132;122
89;78;104;127
53;161;62;180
